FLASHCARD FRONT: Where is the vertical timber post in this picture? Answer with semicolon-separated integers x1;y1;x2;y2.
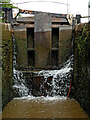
34;12;52;69
59;25;72;65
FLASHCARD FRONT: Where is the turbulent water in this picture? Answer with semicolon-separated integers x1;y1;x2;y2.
3;34;89;119
13;69;29;96
35;55;73;96
2;31;89;119
12;35;29;97
12;35;73;97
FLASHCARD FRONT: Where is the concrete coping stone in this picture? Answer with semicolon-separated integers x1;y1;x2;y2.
59;25;72;31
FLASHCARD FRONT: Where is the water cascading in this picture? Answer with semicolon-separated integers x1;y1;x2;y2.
12;35;73;98
12;35;29;97
36;55;73;97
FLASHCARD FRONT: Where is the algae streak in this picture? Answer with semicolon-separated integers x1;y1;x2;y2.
2;23;13;109
73;23;90;116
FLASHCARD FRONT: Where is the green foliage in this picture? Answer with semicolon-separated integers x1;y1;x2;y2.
75;24;88;65
0;0;17;22
0;0;16;8
0;0;10;2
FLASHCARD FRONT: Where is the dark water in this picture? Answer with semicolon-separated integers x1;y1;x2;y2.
2;97;89;118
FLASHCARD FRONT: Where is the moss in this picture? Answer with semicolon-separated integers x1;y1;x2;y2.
73;23;90;116
2;23;13;109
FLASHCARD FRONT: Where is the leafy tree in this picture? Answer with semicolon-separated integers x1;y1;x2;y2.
0;0;16;8
0;0;16;22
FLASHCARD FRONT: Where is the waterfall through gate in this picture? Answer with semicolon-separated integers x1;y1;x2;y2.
12;35;73;98
35;55;73;96
12;35;29;97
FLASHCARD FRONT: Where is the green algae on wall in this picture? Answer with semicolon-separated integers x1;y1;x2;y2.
73;23;90;116
2;23;13;109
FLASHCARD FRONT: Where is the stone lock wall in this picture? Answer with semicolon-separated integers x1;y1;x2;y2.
0;23;2;112
1;23;13;109
73;23;90;116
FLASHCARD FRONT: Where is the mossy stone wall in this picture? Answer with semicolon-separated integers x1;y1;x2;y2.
2;23;13;109
73;23;90;116
0;23;2;112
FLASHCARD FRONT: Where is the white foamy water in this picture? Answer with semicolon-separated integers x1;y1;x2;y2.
12;34;73;98
13;55;73;97
36;55;73;96
12;35;29;97
13;69;29;97
14;96;67;103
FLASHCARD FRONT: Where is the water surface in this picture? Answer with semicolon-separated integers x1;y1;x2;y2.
2;96;89;119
